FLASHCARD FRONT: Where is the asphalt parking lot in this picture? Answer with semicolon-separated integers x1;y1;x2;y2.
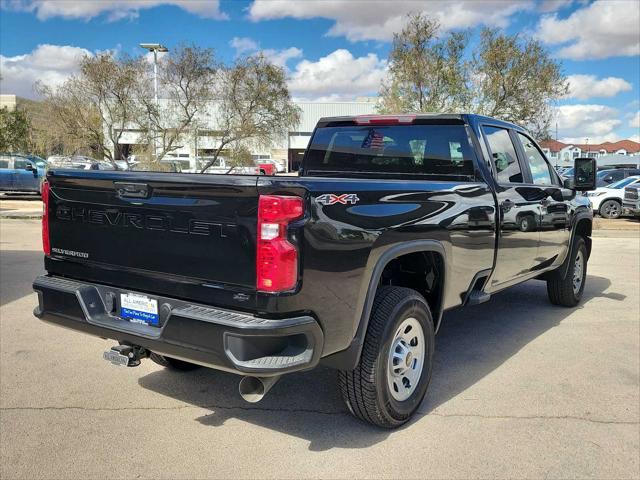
1;219;638;479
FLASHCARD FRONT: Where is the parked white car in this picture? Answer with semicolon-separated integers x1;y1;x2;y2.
585;175;640;218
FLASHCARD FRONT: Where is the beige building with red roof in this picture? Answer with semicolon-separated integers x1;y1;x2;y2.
539;139;640;166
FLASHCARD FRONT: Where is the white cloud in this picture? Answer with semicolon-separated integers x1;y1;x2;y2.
229;37;259;57
537;0;640;59
630;134;640;142
228;37;302;68
3;0;227;21
248;0;531;42
630;111;640;129
554;104;623;143
0;44;92;98
262;47;303;68
288;49;386;100
565;75;632;100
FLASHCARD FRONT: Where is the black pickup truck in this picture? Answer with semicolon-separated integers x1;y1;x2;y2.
33;114;597;428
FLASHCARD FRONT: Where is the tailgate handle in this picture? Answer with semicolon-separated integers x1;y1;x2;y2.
115;182;150;199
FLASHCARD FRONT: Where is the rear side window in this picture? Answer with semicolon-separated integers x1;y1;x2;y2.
483;126;522;183
304;124;476;180
0;157;10;169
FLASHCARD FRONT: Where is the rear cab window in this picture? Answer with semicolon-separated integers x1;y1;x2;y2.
303;123;477;181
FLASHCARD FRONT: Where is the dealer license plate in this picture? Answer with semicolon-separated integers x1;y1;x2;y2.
120;293;159;326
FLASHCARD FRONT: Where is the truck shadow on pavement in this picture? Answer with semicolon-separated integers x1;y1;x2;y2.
0;250;44;306
138;274;622;451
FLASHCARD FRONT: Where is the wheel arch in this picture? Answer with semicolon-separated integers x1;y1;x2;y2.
558;213;592;279
321;240;448;370
598;197;622;214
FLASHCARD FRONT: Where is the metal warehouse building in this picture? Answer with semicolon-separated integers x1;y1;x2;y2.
112;101;376;172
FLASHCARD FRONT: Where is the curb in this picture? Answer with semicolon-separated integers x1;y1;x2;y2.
0;213;42;219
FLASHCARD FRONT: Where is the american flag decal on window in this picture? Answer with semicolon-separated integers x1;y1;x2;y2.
362;129;385;150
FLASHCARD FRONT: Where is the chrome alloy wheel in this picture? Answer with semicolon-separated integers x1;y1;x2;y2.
387;317;425;402
573;250;584;295
602;201;621;218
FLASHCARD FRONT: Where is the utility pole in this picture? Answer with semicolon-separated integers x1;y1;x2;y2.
140;43;169;162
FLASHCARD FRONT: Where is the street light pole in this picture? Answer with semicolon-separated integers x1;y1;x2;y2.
140;43;169;162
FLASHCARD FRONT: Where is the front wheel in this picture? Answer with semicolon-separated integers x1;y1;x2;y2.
339;286;435;428
547;237;588;307
599;200;622;219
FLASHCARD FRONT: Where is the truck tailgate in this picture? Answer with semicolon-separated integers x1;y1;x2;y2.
46;171;259;290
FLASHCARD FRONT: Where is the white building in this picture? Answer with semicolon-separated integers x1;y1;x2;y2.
0;94;17;111
112;100;377;172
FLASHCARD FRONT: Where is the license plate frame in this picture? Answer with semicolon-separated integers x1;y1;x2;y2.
120;293;159;326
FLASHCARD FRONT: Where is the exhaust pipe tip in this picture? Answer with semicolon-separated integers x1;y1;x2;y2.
238;375;280;403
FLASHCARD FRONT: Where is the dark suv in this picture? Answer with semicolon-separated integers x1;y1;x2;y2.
596;168;640;187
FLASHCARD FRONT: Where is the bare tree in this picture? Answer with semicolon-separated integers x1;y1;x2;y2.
199;54;301;173
136;45;217;162
36;53;143;164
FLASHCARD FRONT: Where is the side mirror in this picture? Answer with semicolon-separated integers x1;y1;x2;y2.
573;157;597;191
24;163;34;171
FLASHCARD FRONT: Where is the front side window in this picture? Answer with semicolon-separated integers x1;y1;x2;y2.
304;124;476;179
517;133;553;185
13;158;32;169
483;126;522;183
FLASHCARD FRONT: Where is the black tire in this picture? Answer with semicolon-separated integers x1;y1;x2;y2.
599;199;622;219
547;237;588;307
149;353;201;371
518;215;534;232
338;286;435;428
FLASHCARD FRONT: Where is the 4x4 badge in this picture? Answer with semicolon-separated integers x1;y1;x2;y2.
316;193;360;206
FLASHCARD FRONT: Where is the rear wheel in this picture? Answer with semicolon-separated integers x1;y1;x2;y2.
547;237;588;307
599;199;622;219
339;286;434;428
149;353;201;371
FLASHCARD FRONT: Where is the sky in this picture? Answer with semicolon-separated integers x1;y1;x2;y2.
0;0;639;143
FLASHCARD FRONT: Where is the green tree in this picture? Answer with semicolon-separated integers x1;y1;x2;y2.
379;13;469;113
471;28;568;138
379;14;568;138
0;106;31;152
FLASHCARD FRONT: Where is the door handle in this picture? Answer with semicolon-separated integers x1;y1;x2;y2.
115;182;150;199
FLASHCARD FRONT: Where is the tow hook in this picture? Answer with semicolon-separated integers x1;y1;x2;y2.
103;344;148;367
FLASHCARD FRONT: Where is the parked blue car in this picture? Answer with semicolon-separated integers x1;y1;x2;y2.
0;154;48;194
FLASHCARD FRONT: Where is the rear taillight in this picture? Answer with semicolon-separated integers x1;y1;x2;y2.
41;180;50;255
256;195;304;293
